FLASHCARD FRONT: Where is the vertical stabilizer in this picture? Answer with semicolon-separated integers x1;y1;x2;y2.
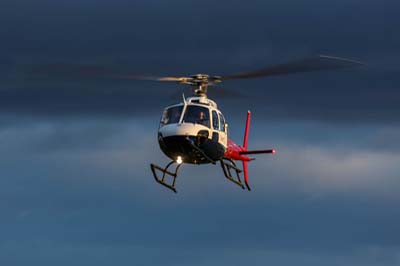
243;161;250;190
243;111;251;190
243;111;251;150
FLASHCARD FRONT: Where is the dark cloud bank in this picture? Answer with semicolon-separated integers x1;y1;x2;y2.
0;0;399;123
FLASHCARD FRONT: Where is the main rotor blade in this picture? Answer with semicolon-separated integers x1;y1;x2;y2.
222;55;365;80
28;64;117;79
28;64;188;82
112;75;189;82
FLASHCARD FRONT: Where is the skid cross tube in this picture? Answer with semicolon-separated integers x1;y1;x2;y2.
220;158;245;190
150;161;182;193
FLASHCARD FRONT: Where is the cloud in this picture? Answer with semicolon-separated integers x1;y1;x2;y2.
0;0;399;123
1;241;399;266
0;118;399;266
252;144;400;199
1;118;399;200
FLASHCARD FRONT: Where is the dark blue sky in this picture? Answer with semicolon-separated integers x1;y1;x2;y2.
1;0;400;265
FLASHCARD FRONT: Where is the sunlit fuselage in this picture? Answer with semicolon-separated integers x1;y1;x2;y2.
157;96;236;164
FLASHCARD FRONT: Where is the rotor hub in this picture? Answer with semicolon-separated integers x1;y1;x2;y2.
182;74;222;97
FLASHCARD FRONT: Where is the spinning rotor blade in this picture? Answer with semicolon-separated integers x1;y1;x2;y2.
29;64;189;83
28;54;364;90
29;64;116;79
222;55;364;80
113;75;191;83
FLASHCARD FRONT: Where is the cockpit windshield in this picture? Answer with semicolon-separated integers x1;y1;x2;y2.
160;105;183;126
182;105;210;128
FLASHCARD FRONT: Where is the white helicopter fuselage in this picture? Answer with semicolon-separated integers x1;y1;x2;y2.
157;96;228;164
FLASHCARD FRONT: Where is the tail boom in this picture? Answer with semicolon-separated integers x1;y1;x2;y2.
239;149;276;155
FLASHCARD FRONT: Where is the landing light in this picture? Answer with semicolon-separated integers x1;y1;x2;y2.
176;156;183;164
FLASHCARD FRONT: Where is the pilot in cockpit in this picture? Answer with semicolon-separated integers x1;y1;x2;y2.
196;111;208;126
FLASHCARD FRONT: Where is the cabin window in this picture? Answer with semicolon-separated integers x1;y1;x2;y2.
160;105;183;126
212;110;219;130
219;113;225;132
182;105;210;128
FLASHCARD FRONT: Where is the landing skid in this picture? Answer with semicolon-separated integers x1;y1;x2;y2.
150;161;182;193
220;158;247;190
151;136;221;193
151;158;250;192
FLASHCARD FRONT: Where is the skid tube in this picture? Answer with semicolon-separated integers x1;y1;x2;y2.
150;161;182;193
220;158;246;190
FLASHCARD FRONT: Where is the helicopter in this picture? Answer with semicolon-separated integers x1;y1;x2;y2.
32;54;363;193
117;55;363;193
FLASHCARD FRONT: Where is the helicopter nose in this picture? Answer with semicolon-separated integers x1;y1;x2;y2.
158;123;209;138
